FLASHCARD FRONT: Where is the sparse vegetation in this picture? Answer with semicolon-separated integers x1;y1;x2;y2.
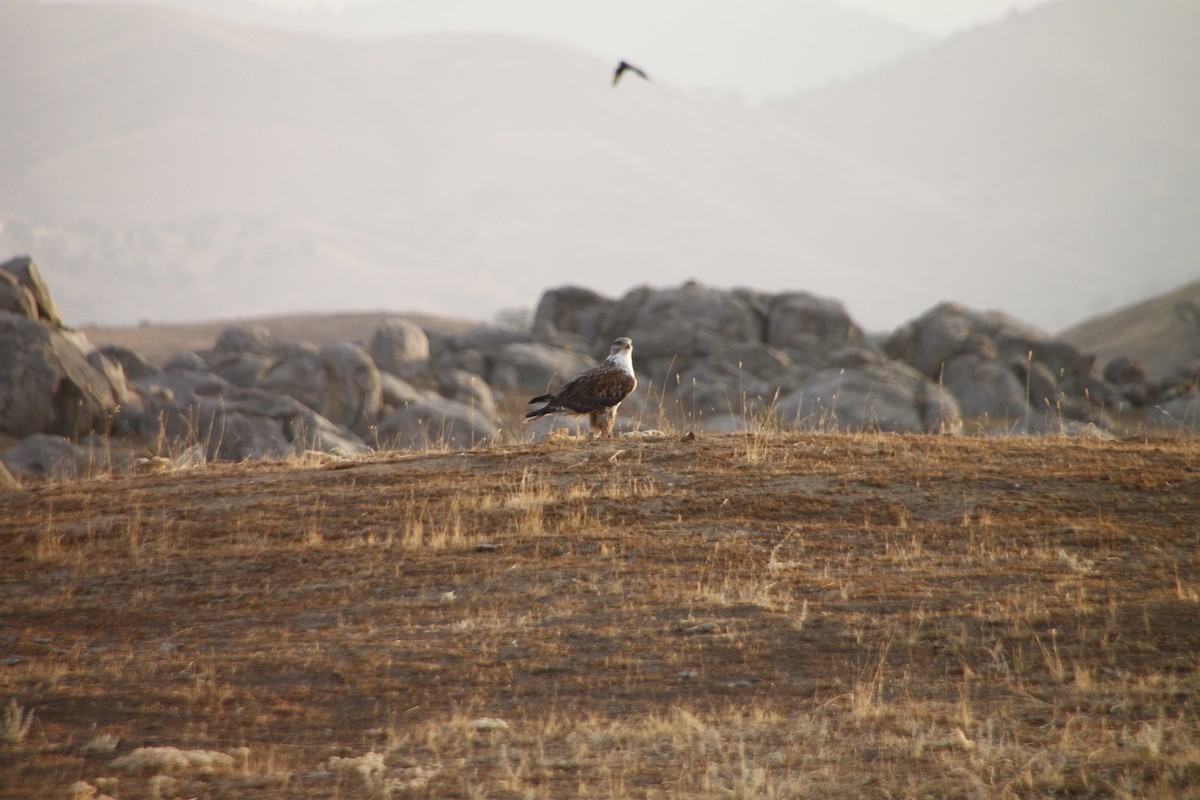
1;699;35;746
1;432;1197;798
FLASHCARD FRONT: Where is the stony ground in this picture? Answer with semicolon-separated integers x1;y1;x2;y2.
1;432;1198;799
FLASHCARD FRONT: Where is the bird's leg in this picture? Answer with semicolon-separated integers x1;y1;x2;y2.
588;410;604;438
592;407;617;438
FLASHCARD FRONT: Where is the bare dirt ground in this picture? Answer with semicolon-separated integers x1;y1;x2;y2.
2;432;1198;799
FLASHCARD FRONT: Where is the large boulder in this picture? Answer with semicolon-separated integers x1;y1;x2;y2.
532;285;617;345
163;350;210;372
0;433;114;480
1148;391;1200;432
132;373;368;461
97;345;161;381
206;351;274;389
939;354;1028;420
378;372;424;409
0;312;122;438
367;318;430;378
0;270;38;319
437;369;497;418
487;342;597;395
670;341;807;418
599;281;764;347
776;362;962;434
261;343;382;434
0;256;64;327
885;303;1000;378
886;302;1109;426
765;292;870;356
375;397;499;450
213;322;281;356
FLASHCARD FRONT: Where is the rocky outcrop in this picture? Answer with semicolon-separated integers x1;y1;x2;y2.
375;396;498;451
0;269;38;318
0;433;117;480
884;303;1112;428
368;318;430;379
3;264;1199;480
261;343;382;435
776;362;963;434
131;371;368;462
0;312;124;439
532;285;615;347
1;256;64;327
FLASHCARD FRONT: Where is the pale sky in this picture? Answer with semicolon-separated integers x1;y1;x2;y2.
838;0;1056;34
247;0;1058;36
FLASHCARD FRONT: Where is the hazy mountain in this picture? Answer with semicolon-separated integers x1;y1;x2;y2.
785;0;1200;323
0;1;1190;332
1059;279;1200;382
48;0;932;99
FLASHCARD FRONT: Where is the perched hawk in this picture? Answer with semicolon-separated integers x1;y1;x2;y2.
525;337;637;437
612;60;649;86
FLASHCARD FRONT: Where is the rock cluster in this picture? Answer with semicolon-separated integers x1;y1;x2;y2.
2;260;1197;481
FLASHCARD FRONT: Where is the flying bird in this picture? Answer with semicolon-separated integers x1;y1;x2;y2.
612;60;649;86
526;337;637;437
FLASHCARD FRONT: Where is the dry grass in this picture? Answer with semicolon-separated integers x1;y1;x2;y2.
1;432;1198;799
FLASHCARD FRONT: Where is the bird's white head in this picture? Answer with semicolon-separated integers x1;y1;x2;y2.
607;337;634;374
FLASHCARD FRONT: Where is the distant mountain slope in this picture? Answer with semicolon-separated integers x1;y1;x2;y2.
785;0;1200;319
1;1;1188;333
50;0;931;98
1059;280;1200;381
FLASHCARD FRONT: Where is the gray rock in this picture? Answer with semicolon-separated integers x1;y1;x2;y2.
532;285;616;344
98;345;161;381
599;281;764;347
885;302;999;378
85;350;135;407
0;270;37;319
454;324;535;352
940;354;1028;420
261;343;382;434
438;369;497;418
367;318;429;377
0;312;121;438
135;382;367;461
776;362;962;434
214;322;279;356
765;292;870;355
1103;356;1145;386
0;256;64;328
670;343;806;419
1148;391;1200;431
0;434;111;479
378;371;424;408
206;351;273;388
163;350;210;372
1158;359;1200;401
376;397;499;450
488;342;596;395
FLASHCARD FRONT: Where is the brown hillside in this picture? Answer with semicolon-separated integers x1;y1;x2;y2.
1058;279;1200;381
1;433;1198;798
79;310;475;366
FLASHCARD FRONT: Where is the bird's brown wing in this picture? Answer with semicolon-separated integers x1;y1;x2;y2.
527;365;635;415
